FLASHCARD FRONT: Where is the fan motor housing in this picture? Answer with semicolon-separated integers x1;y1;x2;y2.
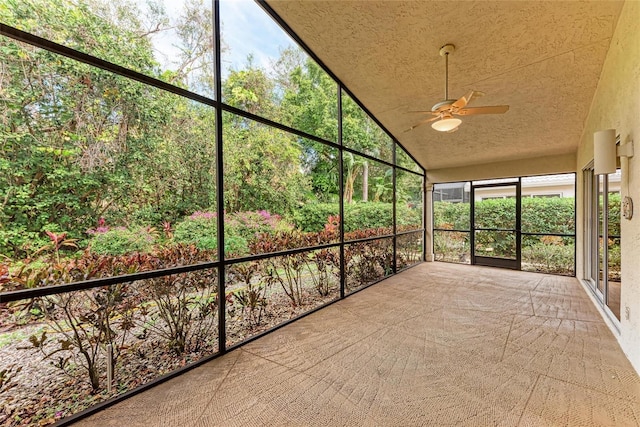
431;99;456;112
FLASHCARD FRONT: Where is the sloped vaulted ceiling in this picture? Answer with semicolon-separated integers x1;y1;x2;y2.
266;0;624;171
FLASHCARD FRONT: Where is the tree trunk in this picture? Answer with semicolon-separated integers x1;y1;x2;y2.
362;161;369;202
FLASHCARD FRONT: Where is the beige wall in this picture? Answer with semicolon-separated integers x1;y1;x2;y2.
427;153;576;184
576;0;640;372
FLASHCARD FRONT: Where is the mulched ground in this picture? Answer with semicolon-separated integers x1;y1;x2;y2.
0;285;340;427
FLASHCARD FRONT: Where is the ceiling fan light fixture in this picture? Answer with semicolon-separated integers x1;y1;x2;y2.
404;43;509;133
431;117;462;132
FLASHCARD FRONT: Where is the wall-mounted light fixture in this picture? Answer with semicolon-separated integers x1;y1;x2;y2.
594;129;617;175
594;128;634;175
594;128;635;220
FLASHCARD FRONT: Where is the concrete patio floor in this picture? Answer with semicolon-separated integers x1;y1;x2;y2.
76;262;640;426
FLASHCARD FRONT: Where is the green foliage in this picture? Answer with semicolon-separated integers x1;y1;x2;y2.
293;203;339;232
434;197;580;275
434;197;576;234
0;0;415;285
222;121;310;216
173;211;286;256
226;211;282;241
608;240;621;279
224;235;249;257
433;202;470;230
223;63;276;117
608;192;621;236
0;0;162;258
173;213;218;251
396;204;422;228
277;49;340;199
522;197;575;234
228;262;267;328
89;228;155;255
433;230;470;263
397;232;423;269
522;241;575;275
344;234;393;291
293;202;420;233
342;94;392;160
474;198;517;229
0;0;218;259
345;202;393;232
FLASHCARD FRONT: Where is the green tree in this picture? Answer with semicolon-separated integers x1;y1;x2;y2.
0;0;217;256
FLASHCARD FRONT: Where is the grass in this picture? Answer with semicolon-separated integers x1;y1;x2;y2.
0;329;28;349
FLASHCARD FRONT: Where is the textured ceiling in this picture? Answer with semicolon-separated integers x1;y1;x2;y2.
266;0;624;171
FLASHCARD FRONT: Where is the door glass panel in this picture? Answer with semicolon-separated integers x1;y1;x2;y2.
473;184;519;267
474;230;516;259
597;175;605;295
606;171;621;319
584;169;598;287
433;182;470;265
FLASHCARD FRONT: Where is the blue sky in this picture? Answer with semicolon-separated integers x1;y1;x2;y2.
219;0;296;74
150;0;296;78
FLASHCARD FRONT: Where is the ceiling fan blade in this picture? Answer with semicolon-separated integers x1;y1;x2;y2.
403;116;439;132
456;105;509;116
451;90;484;110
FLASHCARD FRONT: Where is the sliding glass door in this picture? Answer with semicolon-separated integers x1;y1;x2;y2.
584;167;622;320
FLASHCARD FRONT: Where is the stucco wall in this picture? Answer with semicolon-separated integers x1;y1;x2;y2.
427;153;576;184
576;0;640;373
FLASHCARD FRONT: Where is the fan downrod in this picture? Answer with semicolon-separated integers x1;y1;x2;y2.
438;44;455;101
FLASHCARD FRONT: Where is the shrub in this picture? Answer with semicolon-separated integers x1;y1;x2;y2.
608;192;621;236
344;235;393;289
522;197;575;234
293;203;339;232
248;231;339;306
397;232;422;268
30;280;141;393
396;203;422;229
608;239;621;280
0;226;48;259
141;249;218;355
226;210;282;241
228;262;267;328
433;230;470;263
173;211;218;251
174;210;286;256
23;244;219;395
224;235;249;257
434;197;578;235
522;241;574;275
89;227;155;255
295;202;401;233
433;201;470;230
344;202;393;232
309;249;340;297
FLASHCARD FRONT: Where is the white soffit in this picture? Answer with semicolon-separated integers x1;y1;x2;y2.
267;0;624;170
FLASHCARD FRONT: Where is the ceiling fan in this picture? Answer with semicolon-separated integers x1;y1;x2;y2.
406;44;509;133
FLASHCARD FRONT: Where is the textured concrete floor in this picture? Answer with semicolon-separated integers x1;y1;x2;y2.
76;263;640;426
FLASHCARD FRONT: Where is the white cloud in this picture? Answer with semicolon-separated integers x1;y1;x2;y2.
145;0;297;78
220;0;296;76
